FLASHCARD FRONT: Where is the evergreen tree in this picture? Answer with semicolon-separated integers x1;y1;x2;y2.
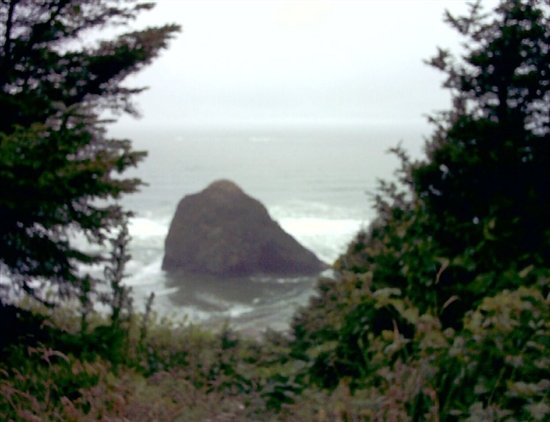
414;0;550;278
0;1;180;305
335;0;550;312
291;0;550;392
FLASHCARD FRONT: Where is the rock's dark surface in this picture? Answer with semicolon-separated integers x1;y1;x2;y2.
162;180;327;276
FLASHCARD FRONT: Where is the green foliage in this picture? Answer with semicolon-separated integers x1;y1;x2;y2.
288;0;550;419
334;0;550;317
414;0;550;280
0;307;287;421
289;274;550;420
0;0;180;305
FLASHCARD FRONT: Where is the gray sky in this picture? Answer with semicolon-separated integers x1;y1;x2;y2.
111;1;478;132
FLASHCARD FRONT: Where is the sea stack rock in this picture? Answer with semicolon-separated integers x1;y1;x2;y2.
162;180;326;276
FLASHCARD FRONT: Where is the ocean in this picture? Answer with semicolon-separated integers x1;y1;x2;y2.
110;123;427;335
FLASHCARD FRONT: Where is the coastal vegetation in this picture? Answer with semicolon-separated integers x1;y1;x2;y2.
1;0;550;420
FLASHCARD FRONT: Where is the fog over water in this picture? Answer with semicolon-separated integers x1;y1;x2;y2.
108;1;470;134
102;1;473;334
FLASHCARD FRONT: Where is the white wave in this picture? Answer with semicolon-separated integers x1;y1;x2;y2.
195;291;235;309
277;216;365;263
154;286;180;296
269;200;366;221
225;304;255;318
278;217;362;236
128;216;169;239
250;275;308;284
125;257;165;287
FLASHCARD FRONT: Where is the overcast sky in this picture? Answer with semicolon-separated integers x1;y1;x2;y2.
110;1;480;132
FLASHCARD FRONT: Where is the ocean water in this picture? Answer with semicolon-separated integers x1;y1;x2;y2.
111;124;426;335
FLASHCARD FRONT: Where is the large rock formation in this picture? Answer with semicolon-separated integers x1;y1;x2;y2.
162;180;326;276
